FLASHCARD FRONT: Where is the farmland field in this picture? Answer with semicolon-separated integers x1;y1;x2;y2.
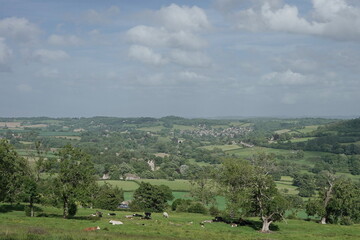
200;144;242;151
97;180;140;191
291;137;316;143
135;179;192;192
297;125;319;133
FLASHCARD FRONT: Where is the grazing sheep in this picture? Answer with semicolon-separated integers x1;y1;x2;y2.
163;212;169;218
109;220;123;225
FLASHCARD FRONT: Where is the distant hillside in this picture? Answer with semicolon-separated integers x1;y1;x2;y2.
272;118;360;154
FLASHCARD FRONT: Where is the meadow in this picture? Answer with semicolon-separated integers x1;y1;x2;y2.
1;203;359;240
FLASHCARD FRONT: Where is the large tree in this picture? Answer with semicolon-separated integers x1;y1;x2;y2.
132;182;173;212
189;166;216;206
306;173;360;225
0;140;29;203
94;183;124;210
54;144;96;218
216;157;288;233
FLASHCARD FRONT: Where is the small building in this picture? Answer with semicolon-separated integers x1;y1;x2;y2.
101;173;110;180
124;173;140;180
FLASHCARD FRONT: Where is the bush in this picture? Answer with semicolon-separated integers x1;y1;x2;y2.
340;216;353;226
187;203;207;214
68;202;77;217
171;199;183;211
24;206;32;217
209;206;220;216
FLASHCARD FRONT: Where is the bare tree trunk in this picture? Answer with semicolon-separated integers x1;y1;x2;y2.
261;217;272;233
320;178;334;225
30;197;34;217
63;198;68;219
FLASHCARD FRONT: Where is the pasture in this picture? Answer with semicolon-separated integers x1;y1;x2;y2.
290;137;316;143
99;178;301;210
200;144;242;151
97;180;140;192
135;179;192;192
0;203;359;240
297;125;319;133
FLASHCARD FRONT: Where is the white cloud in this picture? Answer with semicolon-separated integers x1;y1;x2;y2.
179;71;208;81
128;45;167;65
48;34;82;46
126;4;211;68
228;0;360;41
0;38;12;71
127;25;207;50
157;4;211;31
170;49;211;67
127;26;168;47
82;6;120;24
261;69;313;86
0;17;41;43
261;3;323;34
33;49;69;62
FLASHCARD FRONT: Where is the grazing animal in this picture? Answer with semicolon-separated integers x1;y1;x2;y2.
108;213;116;216
96;211;103;217
163;212;169;218
125;215;133;219
213;216;224;222
230;223;238;227
90;214;97;217
200;222;205;228
83;226;100;231
133;213;143;217
109;220;123;225
144;212;151;219
202;220;213;223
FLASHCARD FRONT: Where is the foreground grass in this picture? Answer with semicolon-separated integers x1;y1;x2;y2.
1;204;359;240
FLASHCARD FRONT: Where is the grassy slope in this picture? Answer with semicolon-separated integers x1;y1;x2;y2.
0;204;359;240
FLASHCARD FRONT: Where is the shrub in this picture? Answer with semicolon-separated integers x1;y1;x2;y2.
187;203;207;214
68;202;77;217
209;206;220;216
24;206;32;217
340;216;353;226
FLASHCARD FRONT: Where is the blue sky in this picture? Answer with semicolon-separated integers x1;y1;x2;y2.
1;0;360;118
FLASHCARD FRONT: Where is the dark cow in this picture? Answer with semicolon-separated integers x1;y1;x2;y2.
133;213;143;217
144;212;151;219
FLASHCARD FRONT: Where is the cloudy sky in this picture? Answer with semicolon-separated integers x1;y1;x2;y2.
1;0;360;118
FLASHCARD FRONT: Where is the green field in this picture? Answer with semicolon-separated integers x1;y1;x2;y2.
200;144;242;151
297;125;319;133
97;180;140;191
275;129;291;134
136;179;192;192
226;146;294;158
291;137;316;143
1;203;359;240
39;131;81;137
275;176;299;195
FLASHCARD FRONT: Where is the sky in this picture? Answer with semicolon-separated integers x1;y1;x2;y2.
1;0;360;118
